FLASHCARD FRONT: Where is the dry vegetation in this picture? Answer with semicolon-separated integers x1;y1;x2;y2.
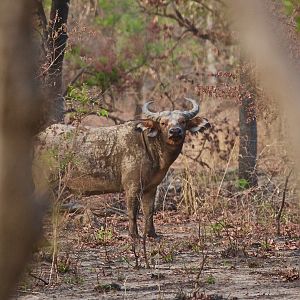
18;108;300;299
16;1;300;299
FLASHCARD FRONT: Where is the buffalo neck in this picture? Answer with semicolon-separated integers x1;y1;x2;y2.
144;132;183;171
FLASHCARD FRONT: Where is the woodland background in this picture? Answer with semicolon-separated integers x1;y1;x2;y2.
0;1;299;299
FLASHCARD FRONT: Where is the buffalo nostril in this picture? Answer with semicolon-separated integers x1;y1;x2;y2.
169;127;182;136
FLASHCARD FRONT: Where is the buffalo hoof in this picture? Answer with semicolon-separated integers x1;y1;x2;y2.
147;232;162;241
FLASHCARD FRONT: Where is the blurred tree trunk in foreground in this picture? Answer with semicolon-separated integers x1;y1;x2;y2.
238;55;258;187
0;1;45;299
232;0;300;185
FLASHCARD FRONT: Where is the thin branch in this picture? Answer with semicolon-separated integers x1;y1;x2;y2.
28;272;49;285
183;153;211;169
216;138;237;201
137;1;214;42
131;242;140;269
191;0;215;14
125;58;148;75
276;169;293;235
142;234;150;269
64;109;126;125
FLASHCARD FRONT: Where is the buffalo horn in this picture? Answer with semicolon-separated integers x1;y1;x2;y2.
182;97;200;119
142;101;161;121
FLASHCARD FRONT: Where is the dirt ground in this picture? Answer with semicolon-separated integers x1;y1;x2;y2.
16;194;300;300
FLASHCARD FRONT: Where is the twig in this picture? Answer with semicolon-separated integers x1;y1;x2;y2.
62;109;126;125
195;139;208;161
106;206;127;215
183;153;211;169
92;206;127;217
131;242;140;269
193;218;209;292
103;211;110;262
216;138;237;200
142;234;150;269
195;252;208;283
28;272;49;285
137;1;214;42
276;169;293;235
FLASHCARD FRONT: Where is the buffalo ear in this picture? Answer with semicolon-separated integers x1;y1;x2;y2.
136;119;159;137
187;117;211;134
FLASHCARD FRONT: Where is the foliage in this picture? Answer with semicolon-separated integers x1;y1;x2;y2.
43;0;52;13
60;0;241;137
28;2;300;297
66;84;108;118
210;221;225;236
64;0;192;122
41;142;76;182
282;0;300;31
68;84;90;105
95;227;113;245
94;282;121;293
85;68;120;91
206;274;216;285
57;256;71;274
236;178;250;190
97;0;145;34
64;46;86;68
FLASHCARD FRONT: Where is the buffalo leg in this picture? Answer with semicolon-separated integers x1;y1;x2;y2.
141;188;158;238
125;189;140;238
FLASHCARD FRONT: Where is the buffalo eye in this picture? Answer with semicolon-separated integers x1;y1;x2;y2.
179;119;186;125
160;121;166;126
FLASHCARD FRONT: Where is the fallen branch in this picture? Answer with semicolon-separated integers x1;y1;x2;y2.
28;272;49;285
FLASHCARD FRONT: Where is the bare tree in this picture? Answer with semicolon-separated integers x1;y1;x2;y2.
36;0;70;125
0;1;45;299
47;0;70;123
238;55;258;187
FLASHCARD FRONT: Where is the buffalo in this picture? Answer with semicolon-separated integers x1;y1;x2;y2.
35;98;210;238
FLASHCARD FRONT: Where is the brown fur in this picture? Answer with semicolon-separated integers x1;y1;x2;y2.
35;116;209;238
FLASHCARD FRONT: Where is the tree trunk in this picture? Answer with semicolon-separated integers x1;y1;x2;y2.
238;55;258;187
0;1;45;298
206;2;217;85
47;0;70;124
231;0;300;182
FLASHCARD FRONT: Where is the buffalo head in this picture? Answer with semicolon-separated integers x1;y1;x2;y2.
137;98;210;146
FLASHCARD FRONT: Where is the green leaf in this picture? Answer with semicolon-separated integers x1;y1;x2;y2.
206;275;216;285
295;15;300;31
97;109;109;117
237;178;250;189
67;84;90;104
283;0;294;15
